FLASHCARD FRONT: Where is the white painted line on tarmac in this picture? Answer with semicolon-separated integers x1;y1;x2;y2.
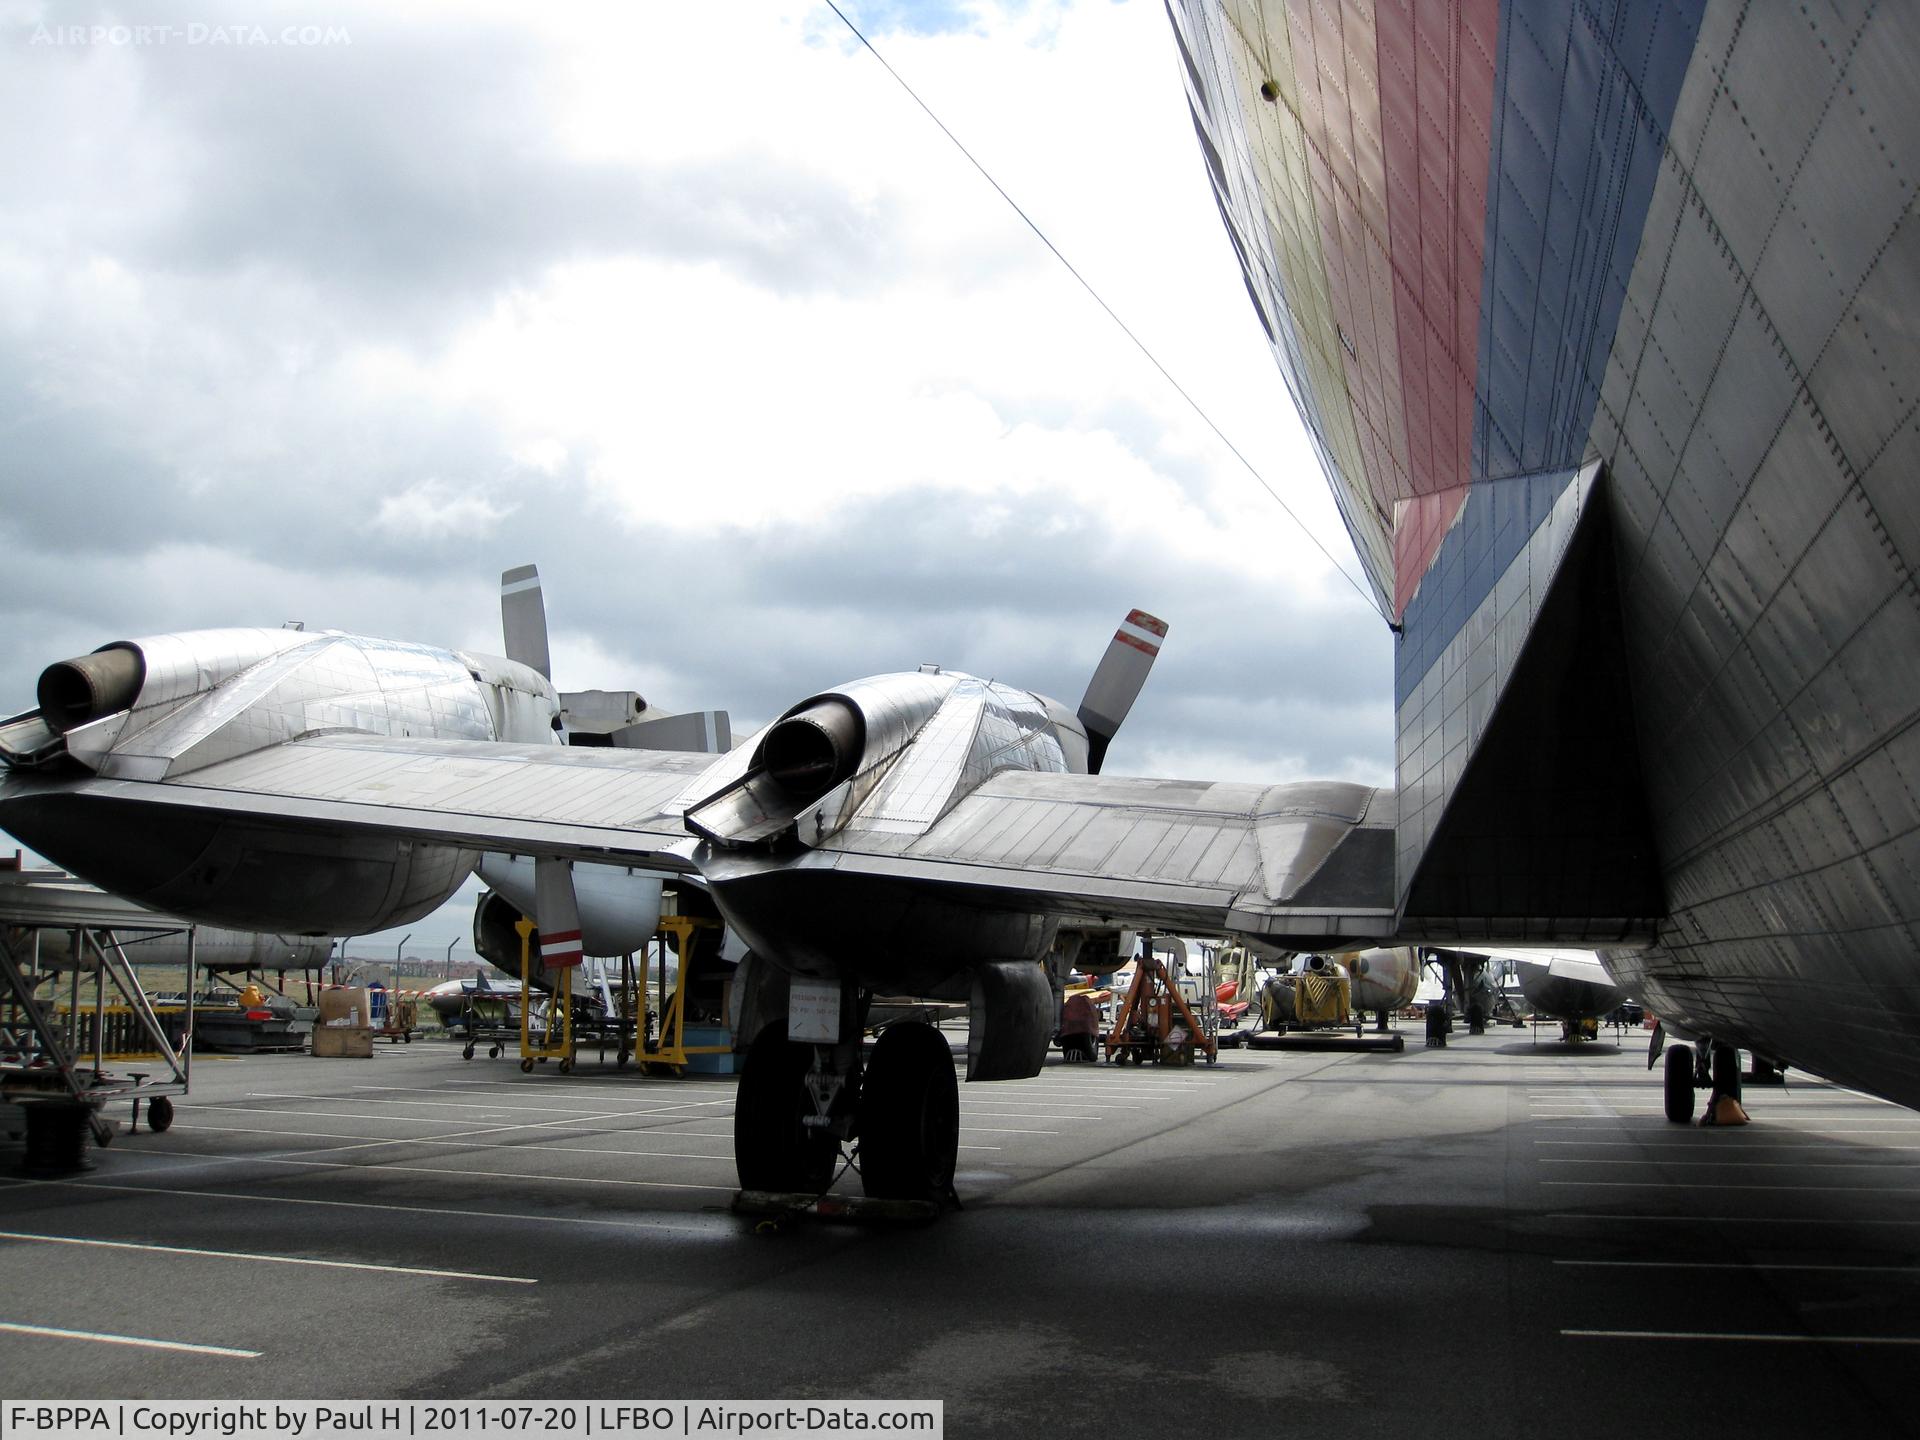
958;1098;1145;1110
956;1111;1097;1122
188;1105;521;1125
0;1320;260;1358
148;1146;736;1193
0;1175;718;1236
246;1091;584;1114
1555;1258;1917;1275
1563;1329;1920;1345
1535;1140;1920;1151
1553;1212;1920;1227
0;1229;537;1284
960;1126;1061;1135
1537;1125;1920;1135
170;1123;733;1164
1542;1158;1920;1169
1544;1180;1920;1192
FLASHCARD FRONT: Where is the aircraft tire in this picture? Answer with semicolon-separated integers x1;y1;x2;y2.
146;1096;174;1133
858;1022;958;1204
461;1044;475;1061
735;1024;838;1194
1664;1043;1695;1123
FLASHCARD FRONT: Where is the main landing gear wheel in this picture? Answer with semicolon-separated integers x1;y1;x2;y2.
735;1025;839;1193
858;1021;959;1205
1664;1042;1695;1123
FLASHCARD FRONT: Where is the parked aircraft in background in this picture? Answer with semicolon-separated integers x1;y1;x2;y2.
1492;950;1626;1043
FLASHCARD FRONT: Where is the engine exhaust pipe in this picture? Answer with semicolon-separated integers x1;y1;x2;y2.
37;645;144;732
759;697;862;801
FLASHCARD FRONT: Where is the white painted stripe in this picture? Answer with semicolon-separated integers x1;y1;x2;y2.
1553;1212;1920;1227
0;1175;718;1237
1542;1158;1920;1169
247;1091;586;1114
500;575;541;596
957;1111;1096;1122
0;1320;260;1358
1537;1125;1920;1135
172;1124;733;1164
0;1229;535;1284
138;1146;736;1194
1555;1259;1917;1274
1536;1144;1920;1159
1563;1329;1920;1345
961;1126;1061;1135
1544;1180;1920;1192
958;1098;1143;1110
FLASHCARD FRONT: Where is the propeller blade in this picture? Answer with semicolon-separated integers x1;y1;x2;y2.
500;564;552;680
533;857;583;970
1076;609;1166;774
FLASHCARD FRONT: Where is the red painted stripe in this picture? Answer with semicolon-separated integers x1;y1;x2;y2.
541;930;582;945
1124;610;1168;637
1114;632;1160;657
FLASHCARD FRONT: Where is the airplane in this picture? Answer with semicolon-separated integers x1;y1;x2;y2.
1466;949;1627;1044
1164;0;1920;1123
0;598;1270;1205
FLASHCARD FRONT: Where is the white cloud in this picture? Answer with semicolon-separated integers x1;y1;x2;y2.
373;479;515;539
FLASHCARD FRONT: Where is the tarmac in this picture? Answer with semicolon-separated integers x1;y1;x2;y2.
3;1024;1918;1437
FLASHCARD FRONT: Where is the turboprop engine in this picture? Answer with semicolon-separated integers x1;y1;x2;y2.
0;628;560;934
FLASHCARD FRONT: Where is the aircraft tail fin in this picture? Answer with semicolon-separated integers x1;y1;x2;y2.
1076;609;1166;775
500;564;552;680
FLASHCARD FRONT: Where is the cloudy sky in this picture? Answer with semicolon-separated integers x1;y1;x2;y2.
0;0;1395;958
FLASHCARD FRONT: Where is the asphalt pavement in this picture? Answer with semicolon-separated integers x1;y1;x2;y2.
2;1025;1916;1437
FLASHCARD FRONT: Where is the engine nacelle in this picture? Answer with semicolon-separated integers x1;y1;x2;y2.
0;627;561;936
679;669;1074;851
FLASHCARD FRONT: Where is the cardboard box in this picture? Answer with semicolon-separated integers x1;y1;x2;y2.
311;1023;374;1059
316;988;372;1027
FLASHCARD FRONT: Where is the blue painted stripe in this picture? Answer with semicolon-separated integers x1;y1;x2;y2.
1396;468;1579;703
1470;0;1705;481
1397;0;1706;706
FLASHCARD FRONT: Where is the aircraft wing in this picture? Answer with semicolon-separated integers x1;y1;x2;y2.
718;772;1400;945
4;739;1398;945
4;733;716;873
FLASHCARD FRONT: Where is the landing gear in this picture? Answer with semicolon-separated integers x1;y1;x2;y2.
146;1096;174;1133
734;1024;841;1194
1710;1041;1742;1103
858;1022;958;1204
1663;1042;1695;1123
